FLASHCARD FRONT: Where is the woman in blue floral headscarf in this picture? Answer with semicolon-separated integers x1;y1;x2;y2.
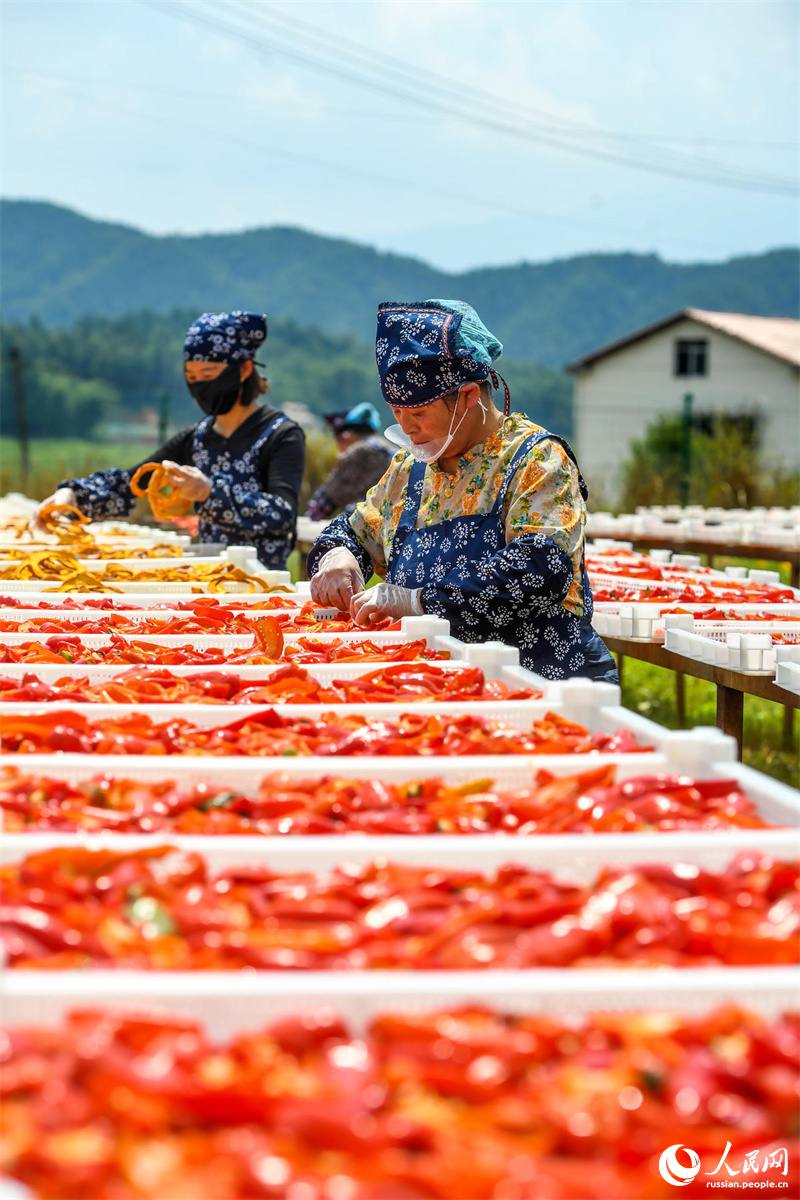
32;312;306;568
308;299;617;683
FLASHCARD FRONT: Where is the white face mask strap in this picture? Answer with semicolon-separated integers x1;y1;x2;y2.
446;393;461;435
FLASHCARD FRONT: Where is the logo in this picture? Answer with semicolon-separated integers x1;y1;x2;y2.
659;1144;701;1187
658;1142;788;1187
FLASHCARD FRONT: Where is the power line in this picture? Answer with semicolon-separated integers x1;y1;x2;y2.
11;63;789;259
8;67;641;235
5;60;795;152
0;63;427;124
240;0;799;185
235;0;799;192
242;1;798;156
141;0;797;197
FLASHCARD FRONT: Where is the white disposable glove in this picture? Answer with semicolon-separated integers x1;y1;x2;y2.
350;582;424;626
161;461;212;503
29;487;79;537
310;546;365;610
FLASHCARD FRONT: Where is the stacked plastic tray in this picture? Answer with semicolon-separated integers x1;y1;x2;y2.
587;504;800;548
0;550;291;594
587;545;800;641
1;522;798;1199
664;612;800;675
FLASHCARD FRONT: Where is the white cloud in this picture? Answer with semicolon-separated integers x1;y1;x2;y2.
1;0;796;267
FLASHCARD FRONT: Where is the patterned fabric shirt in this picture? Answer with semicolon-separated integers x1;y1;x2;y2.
60;406;305;569
309;413;587;618
306;436;394;521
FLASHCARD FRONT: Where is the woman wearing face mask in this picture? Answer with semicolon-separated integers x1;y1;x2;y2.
31;312;306;568
308;299;617;682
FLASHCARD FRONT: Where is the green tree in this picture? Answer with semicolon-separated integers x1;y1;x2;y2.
619;413;799;510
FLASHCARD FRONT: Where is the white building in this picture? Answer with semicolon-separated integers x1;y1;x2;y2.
566;308;800;501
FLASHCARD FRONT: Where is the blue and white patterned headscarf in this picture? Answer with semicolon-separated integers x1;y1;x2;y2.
183;311;268;363
375;299;507;410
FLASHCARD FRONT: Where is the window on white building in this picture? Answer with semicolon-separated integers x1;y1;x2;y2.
675;339;708;377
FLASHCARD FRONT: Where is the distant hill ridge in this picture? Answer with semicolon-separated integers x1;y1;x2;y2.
2;199;798;367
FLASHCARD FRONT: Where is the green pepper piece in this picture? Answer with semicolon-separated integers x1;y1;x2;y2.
198;790;240;812
126;895;177;936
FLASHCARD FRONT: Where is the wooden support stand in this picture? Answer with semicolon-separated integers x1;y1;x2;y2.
602;635;800;761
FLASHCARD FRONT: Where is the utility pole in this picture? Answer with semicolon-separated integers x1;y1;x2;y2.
8;347;30;491
158;391;170;445
679;392;693;508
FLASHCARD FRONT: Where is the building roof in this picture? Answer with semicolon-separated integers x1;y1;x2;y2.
566;308;800;372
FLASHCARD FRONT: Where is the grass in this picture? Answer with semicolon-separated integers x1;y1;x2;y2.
1;431;337;510
616;656;798;788
1;438;156;501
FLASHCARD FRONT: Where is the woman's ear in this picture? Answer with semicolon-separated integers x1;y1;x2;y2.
239;360;254;381
461;381;483;408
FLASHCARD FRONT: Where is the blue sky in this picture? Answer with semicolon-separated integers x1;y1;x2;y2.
2;0;798;271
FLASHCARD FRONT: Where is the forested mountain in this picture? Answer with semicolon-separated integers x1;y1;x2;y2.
3;200;797;368
0;310;571;440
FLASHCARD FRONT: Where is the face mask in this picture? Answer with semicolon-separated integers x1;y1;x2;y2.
187;362;243;415
385;392;487;464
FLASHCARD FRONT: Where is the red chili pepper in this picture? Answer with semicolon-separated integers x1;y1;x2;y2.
1;1003;797;1199
2;847;795;971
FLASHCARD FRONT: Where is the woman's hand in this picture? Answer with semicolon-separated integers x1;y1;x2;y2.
310;547;365;610
29;488;79;538
161;461;212;503
350;583;423;626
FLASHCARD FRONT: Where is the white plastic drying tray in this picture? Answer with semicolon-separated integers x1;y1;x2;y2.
593;601;800;641
0;614;460;651
0;672;718;752
295;516;331;542
3;968;797;1037
0;525;190;545
588;568;795;595
0;628;458;651
1;755;796;864
0;539;192;556
0;604;407;627
664;614;800;675
0;650;555;696
0;587;301;608
0;712;736;782
0;750;667;808
84;520;191;540
0;605;313;625
0;706;738;795
0;631;275;649
0;575;293;595
0;643;569;696
8;550;257;571
588;543;725;568
587;552;721;575
775;647;800;697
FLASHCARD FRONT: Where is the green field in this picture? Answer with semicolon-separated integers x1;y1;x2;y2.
1;438;156;502
1;432;337;513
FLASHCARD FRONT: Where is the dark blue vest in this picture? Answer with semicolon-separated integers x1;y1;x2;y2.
191;411;292;568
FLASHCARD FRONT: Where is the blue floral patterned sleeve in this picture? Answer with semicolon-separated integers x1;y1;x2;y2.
59;468;136;521
199;472;296;537
59;428;197;522
307;513;374;582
